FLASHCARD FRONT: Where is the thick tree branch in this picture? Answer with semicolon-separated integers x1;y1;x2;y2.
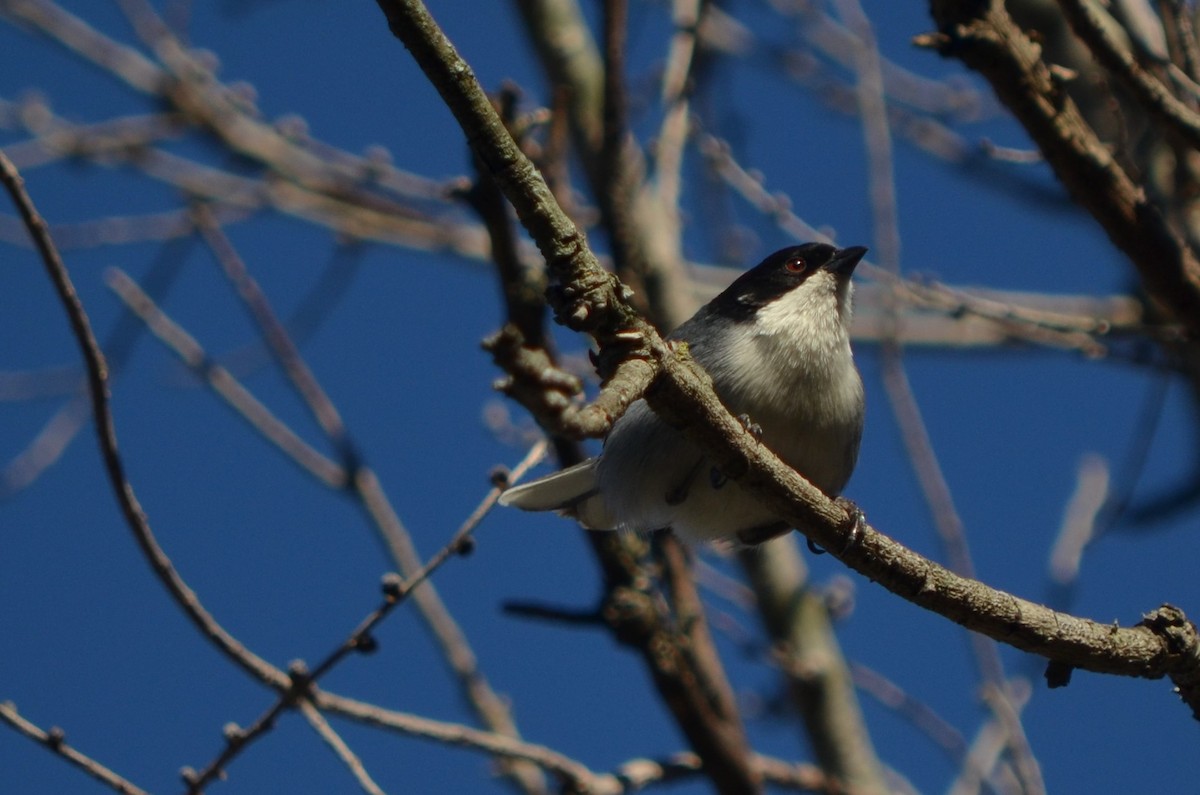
468;82;767;794
513;0;695;329
1055;0;1200;152
373;0;1200;731
740;541;888;795
374;3;767;792
921;0;1200;336
649;360;1200;713
460;86;551;350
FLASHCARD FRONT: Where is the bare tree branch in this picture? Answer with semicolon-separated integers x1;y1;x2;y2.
373;4;776;793
921;0;1200;335
7;1;1200;791
740;539;888;794
105;267;348;488
313;689;835;795
297;700;388;795
0;703;150;795
1;149;562;789
1056;0;1200;151
0;147;286;687
183;439;547;792
371;0;1200;728
836;0;1039;787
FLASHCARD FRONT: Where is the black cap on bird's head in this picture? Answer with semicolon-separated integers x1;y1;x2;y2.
710;243;868;322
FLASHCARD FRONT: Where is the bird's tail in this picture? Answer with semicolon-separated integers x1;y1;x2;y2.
499;459;599;511
499;459;612;529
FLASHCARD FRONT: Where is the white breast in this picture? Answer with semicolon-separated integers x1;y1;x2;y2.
593;271;864;542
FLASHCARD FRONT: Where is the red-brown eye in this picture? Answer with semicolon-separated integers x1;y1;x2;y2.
785;257;806;273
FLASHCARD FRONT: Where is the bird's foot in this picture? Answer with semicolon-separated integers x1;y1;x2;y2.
807;498;865;556
834;497;866;554
736;413;763;442
707;416;762;491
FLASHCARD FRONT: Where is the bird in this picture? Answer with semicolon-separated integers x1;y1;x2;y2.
499;242;866;546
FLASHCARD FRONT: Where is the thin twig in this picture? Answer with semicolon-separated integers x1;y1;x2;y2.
1102;368;1172;529
946;680;1032;795
598;0;638;293
0;202;256;250
460;86;550;350
308;439;549;686
849;663;968;766
697;132;1156;354
0;703;151;795
314;689;835;795
1160;0;1200;86
297;699;387;795
1048;454;1111;592
654;0;701;217
190;202;544;788
655;535;760;791
838;2;1042;788
740;536;887;795
104;267;348;488
2;241;190;497
641;0;706;328
5;143;547;794
214;241;367;379
0;0;479;248
183;439;547;791
194;205;353;459
0;148;286;688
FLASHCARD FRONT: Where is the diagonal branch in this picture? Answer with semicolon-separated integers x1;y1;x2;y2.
297;700;387;795
0;703;150;795
373;3;764;792
921;0;1200;336
105;267;348;488
182;440;547;793
313;689;833;794
370;2;1200;723
0;147;286;688
839;1;1040;789
1055;0;1200;152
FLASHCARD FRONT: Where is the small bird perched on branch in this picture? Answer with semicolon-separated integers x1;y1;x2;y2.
500;243;867;546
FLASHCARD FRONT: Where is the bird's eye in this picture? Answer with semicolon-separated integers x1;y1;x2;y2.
785;257;807;273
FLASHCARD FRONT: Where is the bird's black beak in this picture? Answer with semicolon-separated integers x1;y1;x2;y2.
828;246;868;277
830;247;868;278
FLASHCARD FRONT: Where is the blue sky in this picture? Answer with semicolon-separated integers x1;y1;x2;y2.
2;2;1197;793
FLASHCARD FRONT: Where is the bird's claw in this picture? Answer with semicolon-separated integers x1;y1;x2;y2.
708;417;760;490
736;413;763;442
834;497;866;555
808;499;866;556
